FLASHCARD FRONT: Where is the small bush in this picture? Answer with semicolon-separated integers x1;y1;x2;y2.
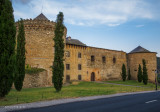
25;64;31;69
25;67;46;74
121;64;126;81
142;59;148;85
137;64;142;83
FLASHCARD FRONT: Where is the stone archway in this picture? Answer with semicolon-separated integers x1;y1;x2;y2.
91;72;95;81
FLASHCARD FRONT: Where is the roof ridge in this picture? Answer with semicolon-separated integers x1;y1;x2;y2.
66;37;86;46
129;46;151;53
34;13;48;20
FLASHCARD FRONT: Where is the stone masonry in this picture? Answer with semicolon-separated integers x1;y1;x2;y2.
16;13;157;88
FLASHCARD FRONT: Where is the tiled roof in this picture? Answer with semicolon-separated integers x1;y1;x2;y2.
66;37;86;46
129;46;151;53
34;13;48;20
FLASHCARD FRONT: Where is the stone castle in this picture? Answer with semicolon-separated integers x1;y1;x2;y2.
16;13;157;88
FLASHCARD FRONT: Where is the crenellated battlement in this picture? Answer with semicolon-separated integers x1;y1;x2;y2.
16;19;56;31
23;19;55;25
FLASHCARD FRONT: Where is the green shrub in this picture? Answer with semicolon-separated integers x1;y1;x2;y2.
25;67;46;74
25;64;31;69
137;64;142;83
142;59;148;85
121;64;126;81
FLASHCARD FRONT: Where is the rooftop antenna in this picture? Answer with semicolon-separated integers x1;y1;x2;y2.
41;5;43;13
41;0;44;13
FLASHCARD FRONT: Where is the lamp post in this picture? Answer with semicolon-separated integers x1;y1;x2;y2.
155;70;158;91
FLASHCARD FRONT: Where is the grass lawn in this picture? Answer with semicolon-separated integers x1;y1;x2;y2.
0;81;156;106
105;80;159;88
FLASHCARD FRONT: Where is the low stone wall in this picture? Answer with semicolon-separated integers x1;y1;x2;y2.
23;71;51;88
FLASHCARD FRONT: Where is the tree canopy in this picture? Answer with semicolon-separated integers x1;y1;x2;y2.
52;12;65;92
0;0;16;97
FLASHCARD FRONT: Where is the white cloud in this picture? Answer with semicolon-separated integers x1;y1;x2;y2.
136;25;145;28
108;24;120;27
13;0;158;26
14;11;29;20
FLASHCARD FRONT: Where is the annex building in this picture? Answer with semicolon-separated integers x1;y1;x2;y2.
16;13;157;88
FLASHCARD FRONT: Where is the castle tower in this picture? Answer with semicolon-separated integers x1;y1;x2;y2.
127;46;157;82
16;13;67;86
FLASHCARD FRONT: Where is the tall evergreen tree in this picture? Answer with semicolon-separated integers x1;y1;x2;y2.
52;12;65;92
137;64;142;82
14;19;25;91
121;64;127;81
142;59;148;85
0;0;16;97
128;68;131;80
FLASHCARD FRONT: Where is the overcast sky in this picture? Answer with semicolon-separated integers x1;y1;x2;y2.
12;0;160;56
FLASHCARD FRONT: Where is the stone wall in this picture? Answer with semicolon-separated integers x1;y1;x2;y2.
64;45;127;82
16;19;67;87
127;53;157;82
23;71;49;88
15;17;157;88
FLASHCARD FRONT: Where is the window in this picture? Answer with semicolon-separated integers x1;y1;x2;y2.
78;52;81;58
113;57;116;64
78;64;82;70
91;55;95;62
78;75;82;80
66;75;70;82
66;64;70;70
102;56;106;63
66;51;70;57
134;69;137;71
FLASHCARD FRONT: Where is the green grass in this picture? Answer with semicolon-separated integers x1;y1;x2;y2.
25;67;46;74
0;81;156;106
105;80;158;88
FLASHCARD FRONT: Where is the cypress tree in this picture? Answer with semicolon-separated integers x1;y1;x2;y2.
142;59;148;85
121;64;126;81
52;12;65;92
137;64;142;82
128;68;131;80
0;0;16;97
14;19;25;91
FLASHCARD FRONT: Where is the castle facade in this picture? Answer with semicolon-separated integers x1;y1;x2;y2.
16;13;157;88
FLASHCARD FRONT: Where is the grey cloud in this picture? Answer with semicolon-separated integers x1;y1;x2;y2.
13;0;33;4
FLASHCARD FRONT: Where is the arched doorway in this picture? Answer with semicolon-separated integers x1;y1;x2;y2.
91;72;95;81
